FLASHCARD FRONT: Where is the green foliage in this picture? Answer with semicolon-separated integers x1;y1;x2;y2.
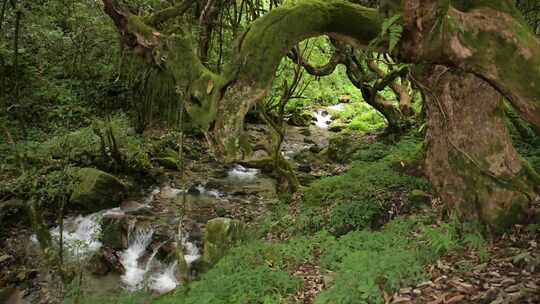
0;0;128;139
329;103;386;132
368;14;403;54
298;134;428;234
155;241;305;304
8;115;152;173
315;217;457;304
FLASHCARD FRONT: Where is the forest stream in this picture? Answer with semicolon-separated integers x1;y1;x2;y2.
23;105;347;300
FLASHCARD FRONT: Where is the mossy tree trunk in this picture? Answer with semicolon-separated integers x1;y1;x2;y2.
103;0;540;229
102;0;380;161
393;0;540;134
418;65;539;230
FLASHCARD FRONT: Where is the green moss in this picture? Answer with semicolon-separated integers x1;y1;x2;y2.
299;134;428;234
70;168;126;213
126;14;155;41
203;218;244;265
493;199;528;233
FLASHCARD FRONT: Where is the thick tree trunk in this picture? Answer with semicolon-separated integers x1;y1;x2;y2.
397;0;540;135
419;65;539;230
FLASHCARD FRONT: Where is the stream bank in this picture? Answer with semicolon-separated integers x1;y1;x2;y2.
1;104;358;303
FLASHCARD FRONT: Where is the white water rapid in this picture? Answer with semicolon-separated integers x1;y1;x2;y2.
228;165;259;181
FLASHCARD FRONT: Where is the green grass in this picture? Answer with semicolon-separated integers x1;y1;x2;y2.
109;131;492;304
297;134;428;234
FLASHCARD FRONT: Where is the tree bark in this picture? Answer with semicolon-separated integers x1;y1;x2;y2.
398;0;540;135
418;65;539;230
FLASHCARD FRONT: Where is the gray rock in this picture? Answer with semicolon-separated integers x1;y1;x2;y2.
70;168;126;213
203;218;244;265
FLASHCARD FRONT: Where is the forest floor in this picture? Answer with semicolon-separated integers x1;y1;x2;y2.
1;114;539;304
272;199;540;304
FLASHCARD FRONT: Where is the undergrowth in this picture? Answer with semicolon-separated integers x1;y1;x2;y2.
292;134;427;235
149;133;482;304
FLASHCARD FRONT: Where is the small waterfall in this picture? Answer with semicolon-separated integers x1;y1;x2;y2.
228;165;259;181
195;185;221;198
148;261;178;294
45;213;103;256
144;241;167;273
328;103;345;111
183;237;201;265
144;187;161;204
120;227;154;291
313;110;332;128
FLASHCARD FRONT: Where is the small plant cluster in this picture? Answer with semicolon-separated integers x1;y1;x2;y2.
296;134;428;235
151;213;488;304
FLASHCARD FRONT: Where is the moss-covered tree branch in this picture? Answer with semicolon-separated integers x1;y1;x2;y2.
398;0;540;135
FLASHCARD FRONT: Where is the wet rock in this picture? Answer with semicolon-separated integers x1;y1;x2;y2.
327;131;364;163
0;199;28;225
88;252;110;276
70;168;126;213
298;162;312;173
155;157;178;170
100;214;128;249
328;122;347;132
89;247;124;275
309;144;323;154
408;190;431;205
288;111;315;127
188;185;201;195
203;218;244;265
160;185;182;199
157;241;177;262
304;138;315;144
190;257;211;276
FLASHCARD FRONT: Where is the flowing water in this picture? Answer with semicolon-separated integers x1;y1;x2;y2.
228;165;259;181
121;227;154;291
313;110;333;128
312;103;346;129
29;164;272;296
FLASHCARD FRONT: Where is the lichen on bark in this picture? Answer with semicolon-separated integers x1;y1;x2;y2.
419;65;537;230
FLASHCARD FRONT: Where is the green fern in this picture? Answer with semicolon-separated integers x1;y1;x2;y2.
369;14;403;53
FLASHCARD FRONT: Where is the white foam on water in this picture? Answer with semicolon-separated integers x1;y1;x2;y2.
160;185;183;199
147;237;200;294
148;261;178;294
228;165;259;181
183;238;201;265
103;207;125;217
49;213;103;255
313;110;332;128
120;227;154;291
119;225;201;294
144;187;161;204
195;185;221;198
328;103;346;111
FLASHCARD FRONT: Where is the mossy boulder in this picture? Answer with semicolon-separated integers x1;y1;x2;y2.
288;110;315;127
0;199;28;225
327;131;364;163
328;122;347;133
70;168;126;213
408;190;431;205
203;218;244;265
100;214;128;249
155;157;179;170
